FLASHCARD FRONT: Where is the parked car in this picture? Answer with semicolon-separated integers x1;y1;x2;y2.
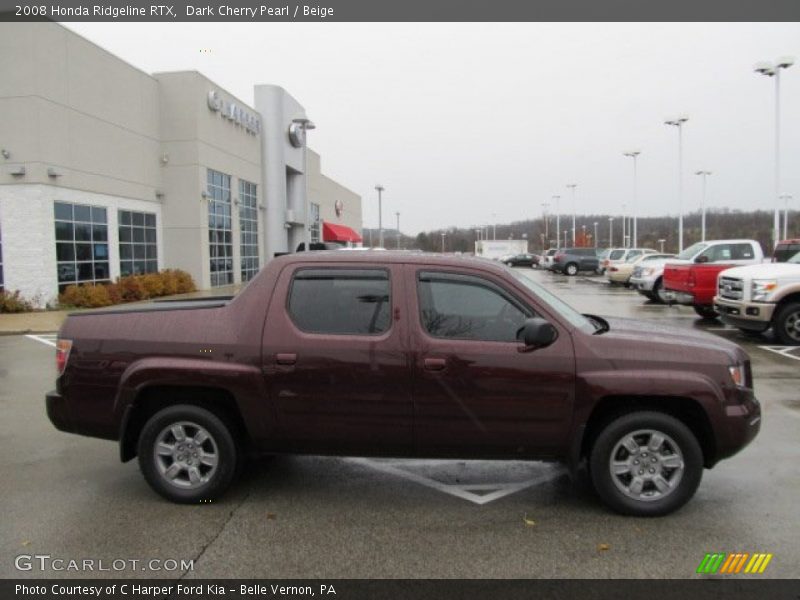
607;253;675;286
714;250;800;344
601;248;658;275
663;240;765;319
47;252;760;516
549;248;600;276
503;253;538;268
630;255;680;303
772;239;800;263
541;248;558;269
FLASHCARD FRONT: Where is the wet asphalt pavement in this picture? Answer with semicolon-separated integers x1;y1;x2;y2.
1;268;798;579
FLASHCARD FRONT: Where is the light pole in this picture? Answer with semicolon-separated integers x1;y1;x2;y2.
665;116;689;252
441;232;446;253
395;211;401;249
541;201;550;244
622;202;627;248
755;57;795;248
780;194;793;240
623;151;641;247
695;170;712;242
593;222;598;248
552;195;561;247
374;184;385;248
567;184;577;244
291;117;316;249
492;213;497;241
658;238;666;253
581;225;586;247
608;217;614;247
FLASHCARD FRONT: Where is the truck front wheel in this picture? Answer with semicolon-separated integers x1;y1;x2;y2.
565;263;579;276
773;301;800;346
693;305;719;320
137;404;240;503
589;411;703;517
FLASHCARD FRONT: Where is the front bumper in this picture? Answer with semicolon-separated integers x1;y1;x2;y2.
630;276;656;293
715;387;761;464
714;296;774;331
46;390;74;433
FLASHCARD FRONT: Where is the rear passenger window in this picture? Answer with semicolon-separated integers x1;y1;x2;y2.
417;272;532;342
288;268;391;335
731;244;755;260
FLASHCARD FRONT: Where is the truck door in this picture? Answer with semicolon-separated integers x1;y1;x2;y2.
261;263;412;455
407;266;576;457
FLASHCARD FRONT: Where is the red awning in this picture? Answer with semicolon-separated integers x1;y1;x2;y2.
322;221;362;243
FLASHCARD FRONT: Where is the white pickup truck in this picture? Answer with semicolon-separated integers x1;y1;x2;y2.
714;252;800;344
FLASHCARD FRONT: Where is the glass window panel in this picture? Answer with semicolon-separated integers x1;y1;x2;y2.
75;244;92;261
119;210;131;226
132;228;145;243
54;202;73;221
144;213;156;228
133;245;146;259
77;263;94;281
94;262;110;279
144;229;156;244
132;212;145;227
74;205;91;222
55;222;74;241
134;261;147;275
146;260;158;273
92;224;108;242
93;244;108;259
91;207;107;223
120;261;133;277
74;223;91;241
119;227;132;243
57;263;76;283
56;243;75;262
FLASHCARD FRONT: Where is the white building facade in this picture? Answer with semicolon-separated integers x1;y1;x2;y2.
0;22;362;306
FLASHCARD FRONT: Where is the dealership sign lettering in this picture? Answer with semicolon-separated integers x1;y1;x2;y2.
207;90;261;135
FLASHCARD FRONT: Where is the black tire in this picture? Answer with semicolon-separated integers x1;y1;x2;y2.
651;278;664;304
693;305;719;320
565;263;579;276
773;301;800;346
137;404;240;503
589;411;703;517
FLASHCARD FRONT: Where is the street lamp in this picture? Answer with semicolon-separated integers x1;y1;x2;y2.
395;211;401;249
695;170;712;242
291;117;315;249
755;57;795;248
665;115;689;253
541;200;550;244
658;238;666;253
567;184;578;244
552;196;561;247
581;224;586;247
593;222;598;248
564;230;568;248
621;202;627;248
623;151;641;247
441;232;446;253
780;194;793;240
608;217;614;247
374;184;385;248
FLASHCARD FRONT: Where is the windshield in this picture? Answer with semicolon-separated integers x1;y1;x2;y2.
609;249;624;260
507;268;594;332
789;251;800;264
676;242;708;260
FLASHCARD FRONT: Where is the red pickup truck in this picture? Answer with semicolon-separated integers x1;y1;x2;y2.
47;252;760;516
663;240;765;319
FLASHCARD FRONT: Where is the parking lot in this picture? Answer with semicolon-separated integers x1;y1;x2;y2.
1;267;798;579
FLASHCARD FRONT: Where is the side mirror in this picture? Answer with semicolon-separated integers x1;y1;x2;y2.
695;255;709;264
517;318;558;351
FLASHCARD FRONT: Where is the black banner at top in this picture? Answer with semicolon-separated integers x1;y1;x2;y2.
1;0;800;22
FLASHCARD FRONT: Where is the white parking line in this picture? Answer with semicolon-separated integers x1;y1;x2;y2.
758;345;800;361
25;334;58;348
347;457;566;505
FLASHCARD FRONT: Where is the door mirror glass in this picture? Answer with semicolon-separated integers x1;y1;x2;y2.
695;254;709;264
518;318;557;349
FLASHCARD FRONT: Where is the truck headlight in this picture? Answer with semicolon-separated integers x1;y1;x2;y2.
642;268;656;276
751;279;777;302
728;363;750;389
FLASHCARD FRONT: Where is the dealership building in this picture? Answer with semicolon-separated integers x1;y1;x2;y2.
0;22;362;306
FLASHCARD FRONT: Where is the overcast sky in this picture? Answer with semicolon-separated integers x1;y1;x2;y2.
67;22;800;235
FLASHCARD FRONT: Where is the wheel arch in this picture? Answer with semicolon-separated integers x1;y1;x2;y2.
578;395;717;469
120;385;250;463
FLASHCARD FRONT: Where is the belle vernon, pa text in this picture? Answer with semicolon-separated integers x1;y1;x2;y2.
39;4;335;18
16;583;338;597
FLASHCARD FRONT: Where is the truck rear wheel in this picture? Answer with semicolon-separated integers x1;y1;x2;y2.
565;263;579;276
137;404;240;503
589;411;703;517
773;301;800;346
693;305;719;320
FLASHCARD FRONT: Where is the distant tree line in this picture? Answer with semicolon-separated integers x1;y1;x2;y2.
393;209;797;255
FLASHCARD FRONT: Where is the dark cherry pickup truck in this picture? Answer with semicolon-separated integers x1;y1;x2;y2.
47;252;761;516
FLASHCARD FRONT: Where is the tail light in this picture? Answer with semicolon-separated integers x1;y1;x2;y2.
555;253;564;262
56;339;72;375
609;267;618;272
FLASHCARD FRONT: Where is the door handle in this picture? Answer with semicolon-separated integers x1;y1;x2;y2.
423;357;447;371
276;353;297;366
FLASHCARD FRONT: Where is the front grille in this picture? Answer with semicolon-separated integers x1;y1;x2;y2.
719;276;744;300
